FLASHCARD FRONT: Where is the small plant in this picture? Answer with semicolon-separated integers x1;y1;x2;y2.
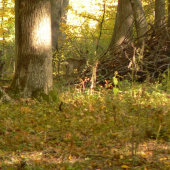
113;71;120;95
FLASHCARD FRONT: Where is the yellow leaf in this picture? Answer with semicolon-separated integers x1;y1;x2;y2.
121;165;130;169
21;155;25;158
160;157;168;161
21;107;31;113
69;155;72;160
164;161;170;165
46;125;51;128
120;155;123;159
111;133;118;137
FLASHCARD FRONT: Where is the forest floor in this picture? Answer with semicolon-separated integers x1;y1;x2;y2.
1;81;170;170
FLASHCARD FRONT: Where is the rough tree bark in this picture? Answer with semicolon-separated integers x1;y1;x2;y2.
155;0;165;31
10;0;53;98
51;0;69;51
130;0;148;42
109;0;133;55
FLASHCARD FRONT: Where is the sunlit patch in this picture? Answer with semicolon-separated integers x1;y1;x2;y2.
31;8;51;51
67;0;117;31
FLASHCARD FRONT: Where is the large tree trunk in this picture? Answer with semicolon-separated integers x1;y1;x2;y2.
109;0;133;55
130;0;148;42
155;0;165;31
51;0;69;51
10;0;53;98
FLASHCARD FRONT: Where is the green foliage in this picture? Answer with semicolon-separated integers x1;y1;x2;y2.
56;0;118;75
0;0;15;45
49;88;59;102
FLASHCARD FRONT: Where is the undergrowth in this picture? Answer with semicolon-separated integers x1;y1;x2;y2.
0;81;170;169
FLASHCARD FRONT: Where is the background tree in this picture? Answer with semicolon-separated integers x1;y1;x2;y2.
109;0;133;55
155;0;165;32
130;0;148;43
109;0;149;55
51;0;69;51
168;0;170;28
10;0;53;98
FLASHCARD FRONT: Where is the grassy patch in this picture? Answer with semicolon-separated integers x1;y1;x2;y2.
1;83;170;169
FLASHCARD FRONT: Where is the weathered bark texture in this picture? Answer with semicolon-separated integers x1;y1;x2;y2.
51;0;69;51
168;0;170;28
109;0;133;55
155;0;165;31
130;0;148;40
11;0;53;98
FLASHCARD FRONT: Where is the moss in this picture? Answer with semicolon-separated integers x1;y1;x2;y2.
49;89;59;102
32;89;50;102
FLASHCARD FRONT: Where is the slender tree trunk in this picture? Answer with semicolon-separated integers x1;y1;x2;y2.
15;0;19;70
167;0;170;48
109;0;133;55
168;0;170;28
130;0;148;42
51;0;69;51
155;0;165;31
10;0;53;98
